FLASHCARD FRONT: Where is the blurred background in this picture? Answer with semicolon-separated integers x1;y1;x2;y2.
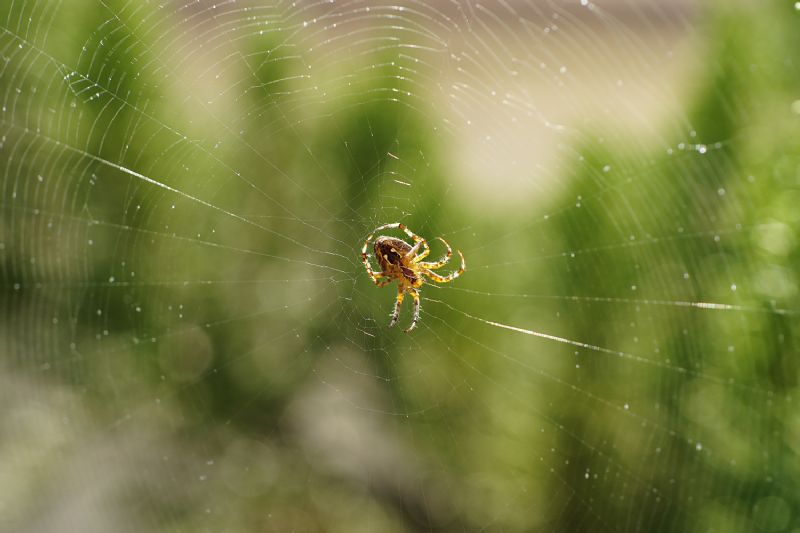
1;0;799;531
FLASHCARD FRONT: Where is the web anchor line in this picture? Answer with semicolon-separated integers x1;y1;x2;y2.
440;286;800;316
427;297;779;397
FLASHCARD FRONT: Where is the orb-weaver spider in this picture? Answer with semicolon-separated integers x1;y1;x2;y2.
361;223;465;332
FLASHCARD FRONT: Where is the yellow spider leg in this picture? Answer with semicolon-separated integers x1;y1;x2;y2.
361;233;383;283
422;250;465;283
416;236;452;268
361;244;386;285
397;223;430;259
404;237;428;259
409;239;430;261
389;286;405;327
405;289;421;333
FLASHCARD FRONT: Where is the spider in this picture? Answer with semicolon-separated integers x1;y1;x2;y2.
361;223;465;332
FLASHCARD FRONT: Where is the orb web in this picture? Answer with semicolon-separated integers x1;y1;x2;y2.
1;0;798;531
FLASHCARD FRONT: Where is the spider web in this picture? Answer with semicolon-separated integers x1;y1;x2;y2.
1;0;798;531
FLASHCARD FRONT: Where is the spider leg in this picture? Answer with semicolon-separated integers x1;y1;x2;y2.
361;235;382;284
404;289;421;333
397;223;430;259
411;240;430;261
389;286;405;327
416;236;452;268
404;237;428;259
422;250;465;283
361;246;387;286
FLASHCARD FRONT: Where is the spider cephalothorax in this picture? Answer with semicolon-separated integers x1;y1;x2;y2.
361;223;465;332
